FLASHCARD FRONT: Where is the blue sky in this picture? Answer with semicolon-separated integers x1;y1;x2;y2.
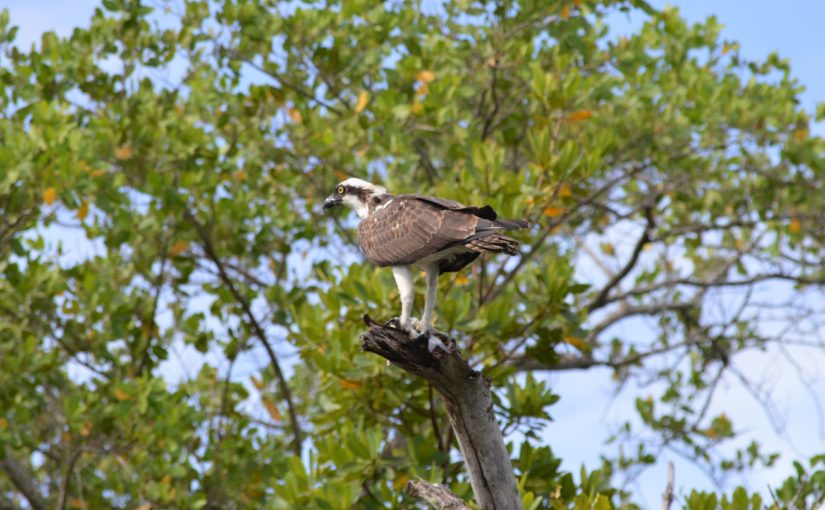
6;0;825;505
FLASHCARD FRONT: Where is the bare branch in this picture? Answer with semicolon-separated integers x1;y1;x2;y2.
0;448;48;510
57;449;83;510
587;203;656;312
361;316;522;510
184;209;303;456
661;461;675;510
407;477;472;510
587;301;698;344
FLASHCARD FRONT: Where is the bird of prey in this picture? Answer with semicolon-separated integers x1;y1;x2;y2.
323;177;529;339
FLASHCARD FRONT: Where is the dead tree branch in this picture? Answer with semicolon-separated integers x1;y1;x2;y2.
360;315;522;510
661;461;675;510
407;477;472;510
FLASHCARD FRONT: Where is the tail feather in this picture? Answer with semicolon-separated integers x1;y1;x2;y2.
493;218;530;230
465;234;520;256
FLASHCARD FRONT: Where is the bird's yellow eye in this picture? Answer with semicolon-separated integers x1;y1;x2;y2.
337;186;345;194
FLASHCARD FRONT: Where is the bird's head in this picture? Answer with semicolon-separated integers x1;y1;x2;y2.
323;177;388;218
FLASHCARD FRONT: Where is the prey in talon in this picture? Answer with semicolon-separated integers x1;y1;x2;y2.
323;178;529;347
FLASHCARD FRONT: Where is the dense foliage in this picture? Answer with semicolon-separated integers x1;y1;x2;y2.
1;0;824;508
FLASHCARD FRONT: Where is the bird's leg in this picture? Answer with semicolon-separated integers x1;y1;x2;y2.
391;266;415;331
421;263;449;353
422;263;439;332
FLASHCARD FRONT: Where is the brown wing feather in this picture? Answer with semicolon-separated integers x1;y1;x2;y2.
395;194;498;221
358;197;479;267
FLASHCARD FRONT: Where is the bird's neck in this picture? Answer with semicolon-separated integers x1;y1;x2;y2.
354;201;371;219
359;193;393;219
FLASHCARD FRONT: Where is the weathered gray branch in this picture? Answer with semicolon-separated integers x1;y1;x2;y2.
407;477;472;509
661;461;675;510
360;315;522;510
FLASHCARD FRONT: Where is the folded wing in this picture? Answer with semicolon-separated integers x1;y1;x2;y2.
357;195;528;268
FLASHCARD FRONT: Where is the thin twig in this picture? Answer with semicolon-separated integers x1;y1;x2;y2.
587;203;656;312
58;449;83;510
184;208;303;455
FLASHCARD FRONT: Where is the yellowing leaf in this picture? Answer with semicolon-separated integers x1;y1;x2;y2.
415;82;429;96
566;110;593;121
543;206;565;218
454;274;469;286
560;5;571;19
411;101;423;115
355;91;369;113
43;187;58;205
558;183;572;198
250;376;265;390
232;170;247;182
416;70;435;83
340;379;363;390
262;398;282;421
287;108;302;123
0;418;7;429
77;201;89;221
79;421;92;437
114;389;131;401
793;128;808;142
169;241;189;257
393;473;410;490
523;197;535;206
563;335;588;352
115;145;133;160
789;218;801;234
68;497;88;509
161;474;172;485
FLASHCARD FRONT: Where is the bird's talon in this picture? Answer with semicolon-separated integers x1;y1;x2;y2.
384;317;402;329
427;334;450;354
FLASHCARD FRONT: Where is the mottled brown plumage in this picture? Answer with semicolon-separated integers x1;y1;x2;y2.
323;178;529;335
358;194;527;274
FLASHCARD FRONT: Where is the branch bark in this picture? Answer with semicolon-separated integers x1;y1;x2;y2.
0;448;48;510
407;478;472;509
360;315;522;510
661;461;675;510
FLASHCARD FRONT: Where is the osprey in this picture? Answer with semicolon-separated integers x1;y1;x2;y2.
324;177;529;338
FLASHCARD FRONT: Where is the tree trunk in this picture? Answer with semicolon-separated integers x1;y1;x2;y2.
360;315;523;510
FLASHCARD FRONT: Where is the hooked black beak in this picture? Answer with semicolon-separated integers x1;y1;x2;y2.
323;195;342;213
